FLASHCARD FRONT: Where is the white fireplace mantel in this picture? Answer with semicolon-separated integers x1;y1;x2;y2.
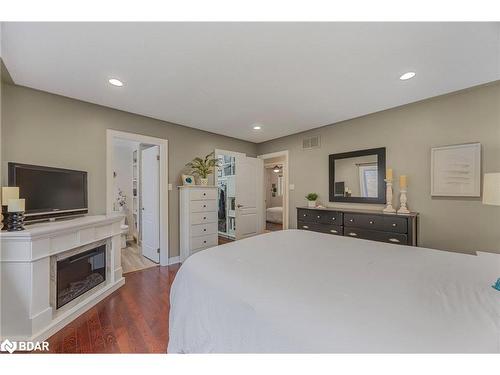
0;215;125;342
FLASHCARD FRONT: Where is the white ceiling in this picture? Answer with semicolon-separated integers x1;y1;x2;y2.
2;22;500;143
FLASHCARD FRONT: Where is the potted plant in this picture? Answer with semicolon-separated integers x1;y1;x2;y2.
305;193;318;208
186;151;220;185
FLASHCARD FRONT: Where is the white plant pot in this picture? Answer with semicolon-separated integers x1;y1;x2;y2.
307;200;316;208
199;178;209;186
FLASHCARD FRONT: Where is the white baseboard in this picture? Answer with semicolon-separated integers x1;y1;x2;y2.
168;256;180;265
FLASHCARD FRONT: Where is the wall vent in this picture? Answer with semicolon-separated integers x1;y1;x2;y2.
302;135;321;150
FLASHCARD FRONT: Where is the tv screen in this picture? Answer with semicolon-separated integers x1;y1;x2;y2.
8;163;88;216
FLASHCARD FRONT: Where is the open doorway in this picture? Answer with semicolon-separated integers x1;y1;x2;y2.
215;149;265;244
258;151;289;231
106;130;169;272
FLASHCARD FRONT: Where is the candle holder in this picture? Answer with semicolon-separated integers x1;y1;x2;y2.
1;206;7;230
5;211;25;231
397;189;410;214
383;179;396;213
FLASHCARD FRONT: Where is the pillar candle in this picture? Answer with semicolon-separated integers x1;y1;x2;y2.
400;175;408;189
1;187;19;205
386;168;393;181
7;198;25;212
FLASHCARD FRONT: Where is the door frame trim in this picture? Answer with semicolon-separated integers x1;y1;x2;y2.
258;150;290;230
106;129;169;266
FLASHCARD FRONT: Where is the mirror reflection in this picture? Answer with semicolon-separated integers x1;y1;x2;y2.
334;155;378;198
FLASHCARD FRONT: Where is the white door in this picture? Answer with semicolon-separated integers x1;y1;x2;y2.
141;145;160;263
235;156;265;239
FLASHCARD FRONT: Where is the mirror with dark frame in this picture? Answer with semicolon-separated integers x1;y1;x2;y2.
329;147;386;204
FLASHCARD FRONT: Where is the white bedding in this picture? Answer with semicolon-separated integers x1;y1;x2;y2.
266;206;283;224
168;230;500;353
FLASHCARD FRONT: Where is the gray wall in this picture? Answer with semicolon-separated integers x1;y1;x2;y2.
1;83;257;257
257;82;500;254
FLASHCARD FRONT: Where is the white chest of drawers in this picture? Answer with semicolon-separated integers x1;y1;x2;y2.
179;186;219;262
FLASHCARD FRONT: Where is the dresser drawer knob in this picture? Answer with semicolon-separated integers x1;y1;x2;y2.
330;230;338;234
203;217;207;220
349;219;354;223
203;229;207;232
303;214;307;217
392;223;397;227
317;215;321;218
203;240;207;244
388;238;400;243
203;193;206;196
369;220;374;224
348;232;357;236
302;225;309;229
203;205;206;208
332;217;335;221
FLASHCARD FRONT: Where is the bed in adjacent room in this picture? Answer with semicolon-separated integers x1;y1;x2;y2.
266;206;283;224
168;230;500;353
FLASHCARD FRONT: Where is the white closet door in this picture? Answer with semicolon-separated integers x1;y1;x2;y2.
235;156;264;239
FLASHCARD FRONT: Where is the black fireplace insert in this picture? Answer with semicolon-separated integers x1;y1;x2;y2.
56;244;106;309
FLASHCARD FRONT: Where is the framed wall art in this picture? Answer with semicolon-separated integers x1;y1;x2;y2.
430;143;481;197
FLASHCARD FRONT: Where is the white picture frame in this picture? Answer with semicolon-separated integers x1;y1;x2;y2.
181;174;195;185
431;143;481;197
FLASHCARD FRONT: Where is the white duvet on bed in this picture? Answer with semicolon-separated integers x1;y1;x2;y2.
168;230;500;353
266;206;283;224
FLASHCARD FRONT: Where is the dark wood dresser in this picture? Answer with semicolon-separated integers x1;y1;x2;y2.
297;207;418;246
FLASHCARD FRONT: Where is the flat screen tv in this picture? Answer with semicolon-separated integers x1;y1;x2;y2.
8;163;88;222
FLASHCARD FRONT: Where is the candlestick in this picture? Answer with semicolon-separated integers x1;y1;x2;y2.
5;212;25;231
397;189;410;214
383;179;396;213
4;197;26;231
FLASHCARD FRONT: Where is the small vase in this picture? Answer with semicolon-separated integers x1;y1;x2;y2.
307;200;316;208
199;178;209;186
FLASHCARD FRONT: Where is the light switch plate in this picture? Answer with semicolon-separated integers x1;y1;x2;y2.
289;184;295;191
168;183;173;191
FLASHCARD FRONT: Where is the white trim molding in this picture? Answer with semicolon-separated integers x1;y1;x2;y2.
106;129;169;266
258;150;290;230
168;256;180;265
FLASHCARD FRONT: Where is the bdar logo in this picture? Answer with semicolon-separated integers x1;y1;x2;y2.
0;339;17;354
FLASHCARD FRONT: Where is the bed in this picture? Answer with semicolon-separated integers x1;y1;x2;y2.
266;206;283;224
168;230;500;353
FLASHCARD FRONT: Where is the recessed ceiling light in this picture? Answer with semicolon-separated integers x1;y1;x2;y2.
399;72;416;80
253;125;262;130
108;78;124;87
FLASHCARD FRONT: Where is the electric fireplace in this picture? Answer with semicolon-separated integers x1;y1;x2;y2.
56;244;106;309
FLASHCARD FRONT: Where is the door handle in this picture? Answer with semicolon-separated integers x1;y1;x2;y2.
237;204;243;208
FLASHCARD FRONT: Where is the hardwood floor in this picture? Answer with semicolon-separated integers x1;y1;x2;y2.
218;235;235;245
45;264;180;353
266;221;283;231
121;242;158;274
46;237;232;353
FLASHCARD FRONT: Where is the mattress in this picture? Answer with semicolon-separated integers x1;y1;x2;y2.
168;230;500;353
266;206;283;224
